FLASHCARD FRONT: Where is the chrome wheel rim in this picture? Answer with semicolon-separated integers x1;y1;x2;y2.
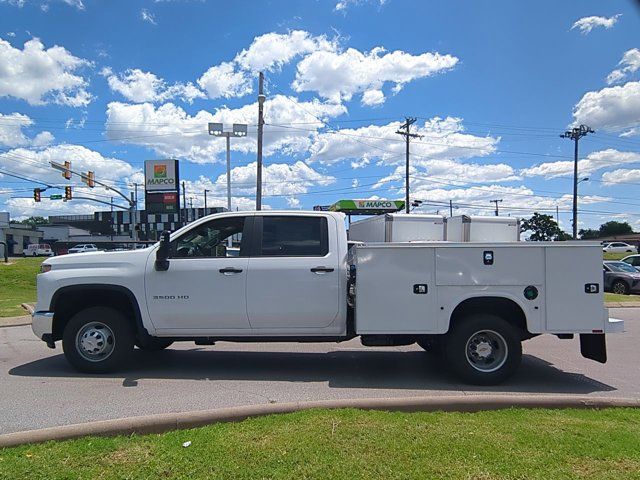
465;329;508;373
613;283;626;294
75;322;115;362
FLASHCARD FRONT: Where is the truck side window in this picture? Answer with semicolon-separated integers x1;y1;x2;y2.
261;216;328;257
173;216;245;258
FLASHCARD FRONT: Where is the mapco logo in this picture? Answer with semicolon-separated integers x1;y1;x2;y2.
357;200;395;209
153;165;167;178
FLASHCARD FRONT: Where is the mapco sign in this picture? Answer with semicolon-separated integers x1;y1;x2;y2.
144;160;179;192
329;199;405;215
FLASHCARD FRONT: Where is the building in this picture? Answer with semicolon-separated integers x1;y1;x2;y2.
45;207;226;243
0;212;44;256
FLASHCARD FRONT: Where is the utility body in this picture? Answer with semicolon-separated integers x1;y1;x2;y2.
32;211;623;384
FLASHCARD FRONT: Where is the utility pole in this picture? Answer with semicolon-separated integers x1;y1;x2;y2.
110;197;114;241
396;117;421;214
490;199;503;216
204;189;210;211
556;205;559;222
560;124;594;239
182;181;187;225
449;200;453;217
256;72;265;210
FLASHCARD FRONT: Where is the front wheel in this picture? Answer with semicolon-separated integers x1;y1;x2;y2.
444;314;522;385
612;280;630;295
62;306;134;373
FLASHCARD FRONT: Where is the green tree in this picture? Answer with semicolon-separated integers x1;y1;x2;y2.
579;228;600;240
16;216;48;229
521;213;567;241
599;221;633;237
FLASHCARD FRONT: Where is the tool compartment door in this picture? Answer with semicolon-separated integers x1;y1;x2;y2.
355;246;438;334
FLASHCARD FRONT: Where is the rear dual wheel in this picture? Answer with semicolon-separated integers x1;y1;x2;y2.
443;314;522;385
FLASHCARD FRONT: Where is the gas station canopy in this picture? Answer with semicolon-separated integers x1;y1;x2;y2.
314;199;405;216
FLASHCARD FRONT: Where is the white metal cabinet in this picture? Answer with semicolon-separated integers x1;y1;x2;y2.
355;245;438;333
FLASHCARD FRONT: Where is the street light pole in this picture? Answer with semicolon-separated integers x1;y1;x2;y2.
208;123;248;213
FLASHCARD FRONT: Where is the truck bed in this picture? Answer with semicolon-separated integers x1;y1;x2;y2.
353;242;607;335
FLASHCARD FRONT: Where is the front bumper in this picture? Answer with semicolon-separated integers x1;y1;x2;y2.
32;311;54;340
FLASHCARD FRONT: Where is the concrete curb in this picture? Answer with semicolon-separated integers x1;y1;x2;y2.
605;302;640;308
1;395;638;448
21;303;35;315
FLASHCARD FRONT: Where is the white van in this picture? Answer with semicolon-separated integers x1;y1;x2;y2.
25;244;54;257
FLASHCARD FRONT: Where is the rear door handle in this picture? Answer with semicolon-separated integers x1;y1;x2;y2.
311;266;334;273
219;267;243;275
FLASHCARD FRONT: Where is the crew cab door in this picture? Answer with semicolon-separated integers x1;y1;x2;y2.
246;215;340;330
145;215;251;333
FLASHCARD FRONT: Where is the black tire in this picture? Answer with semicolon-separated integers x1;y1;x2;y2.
136;337;173;351
443;314;522;385
612;280;630;295
62;306;134;373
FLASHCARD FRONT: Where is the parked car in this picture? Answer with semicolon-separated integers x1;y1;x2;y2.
603;261;640;295
621;254;640;271
24;244;54;257
67;244;99;254
602;242;638;254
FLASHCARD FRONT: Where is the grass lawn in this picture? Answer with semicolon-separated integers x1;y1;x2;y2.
1;408;639;479
0;257;42;317
604;293;640;303
603;252;630;261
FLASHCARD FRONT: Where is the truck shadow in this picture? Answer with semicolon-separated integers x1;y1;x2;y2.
9;349;615;395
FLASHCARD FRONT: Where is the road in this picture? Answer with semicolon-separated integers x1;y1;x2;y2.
0;308;637;435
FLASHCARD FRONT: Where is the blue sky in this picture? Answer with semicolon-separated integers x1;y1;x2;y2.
0;0;639;232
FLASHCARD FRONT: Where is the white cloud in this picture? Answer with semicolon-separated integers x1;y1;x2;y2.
105;95;346;163
361;89;385;106
0;0;84;7
196;62;252;99
103;68;204;103
140;9;157;25
0;113;54;147
408;183;608;218
234;30;336;72
0;144;138;186
180;161;333;210
292;46;458;104
334;0;386;13
571;14;621;34
620;127;639;138
521;149;640;179
572;81;640;132
0;37;92;106
601;168;640;186
309;116;498;166
606;48;640;85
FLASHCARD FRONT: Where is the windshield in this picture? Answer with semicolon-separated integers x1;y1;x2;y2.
606;262;638;273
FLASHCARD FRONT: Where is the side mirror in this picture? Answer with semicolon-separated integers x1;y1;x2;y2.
155;231;171;271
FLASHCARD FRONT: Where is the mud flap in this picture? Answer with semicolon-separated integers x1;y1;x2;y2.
580;334;607;363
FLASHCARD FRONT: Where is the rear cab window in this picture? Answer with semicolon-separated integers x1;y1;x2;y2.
260;216;328;257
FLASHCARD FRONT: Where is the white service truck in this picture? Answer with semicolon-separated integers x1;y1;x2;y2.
32;211;623;384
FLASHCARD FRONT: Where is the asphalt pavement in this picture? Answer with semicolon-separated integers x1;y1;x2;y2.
0;308;637;435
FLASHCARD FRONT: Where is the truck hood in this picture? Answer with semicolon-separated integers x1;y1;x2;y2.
43;248;153;270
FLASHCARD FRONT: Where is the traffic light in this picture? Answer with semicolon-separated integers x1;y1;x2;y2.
64;186;72;200
82;171;95;188
62;161;71;180
33;188;41;202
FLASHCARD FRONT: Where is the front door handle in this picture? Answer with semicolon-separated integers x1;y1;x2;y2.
311;266;334;273
219;267;243;275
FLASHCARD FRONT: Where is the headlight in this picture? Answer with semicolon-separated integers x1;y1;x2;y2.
41;264;52;273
